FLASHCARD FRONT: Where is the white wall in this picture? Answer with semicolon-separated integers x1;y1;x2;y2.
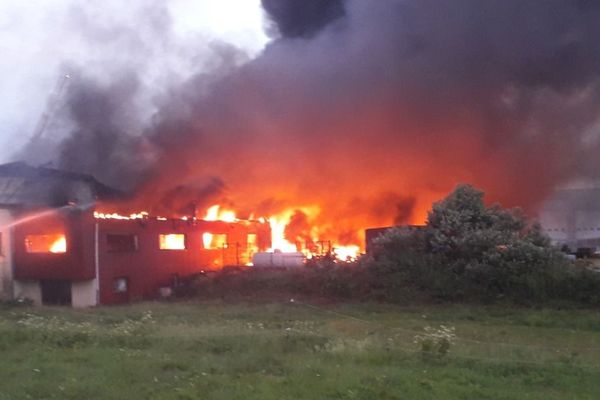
0;209;14;300
13;280;41;305
71;280;97;308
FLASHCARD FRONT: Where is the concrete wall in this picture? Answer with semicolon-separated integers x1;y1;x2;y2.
71;280;97;308
13;280;42;305
0;209;14;300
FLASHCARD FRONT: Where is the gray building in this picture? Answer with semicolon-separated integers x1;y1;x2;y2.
539;186;600;250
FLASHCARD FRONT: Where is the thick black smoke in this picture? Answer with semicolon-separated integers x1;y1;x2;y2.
57;70;147;190
261;0;346;38
19;0;600;236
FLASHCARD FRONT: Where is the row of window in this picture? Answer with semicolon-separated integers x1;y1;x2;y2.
112;233;231;252
23;232;259;253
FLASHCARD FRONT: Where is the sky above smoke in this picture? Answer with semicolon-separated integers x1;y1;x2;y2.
5;0;600;245
0;0;268;152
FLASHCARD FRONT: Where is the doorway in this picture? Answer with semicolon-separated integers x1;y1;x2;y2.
41;280;72;305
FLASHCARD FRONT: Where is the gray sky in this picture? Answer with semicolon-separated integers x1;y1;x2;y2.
0;0;269;158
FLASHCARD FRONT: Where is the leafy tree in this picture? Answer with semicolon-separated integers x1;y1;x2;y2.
368;184;578;302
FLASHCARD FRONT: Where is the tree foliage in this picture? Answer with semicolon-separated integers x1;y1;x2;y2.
367;184;600;304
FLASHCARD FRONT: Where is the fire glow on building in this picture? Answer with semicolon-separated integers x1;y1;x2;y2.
4;1;600;307
93;204;362;262
0;161;372;307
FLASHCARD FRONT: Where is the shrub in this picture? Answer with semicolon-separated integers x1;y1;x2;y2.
366;184;600;305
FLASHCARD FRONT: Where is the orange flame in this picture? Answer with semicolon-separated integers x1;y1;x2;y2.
49;236;67;253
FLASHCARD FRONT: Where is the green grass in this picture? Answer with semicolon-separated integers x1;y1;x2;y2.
1;300;599;399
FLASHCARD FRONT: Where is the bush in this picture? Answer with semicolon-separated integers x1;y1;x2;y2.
177;263;372;302
366;184;600;305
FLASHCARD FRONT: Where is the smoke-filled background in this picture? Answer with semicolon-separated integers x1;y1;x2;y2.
7;0;600;246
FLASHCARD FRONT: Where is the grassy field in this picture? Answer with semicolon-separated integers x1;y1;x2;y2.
0;300;599;399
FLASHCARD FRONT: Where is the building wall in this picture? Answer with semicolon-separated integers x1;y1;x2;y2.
97;218;270;305
13;208;96;281
539;188;600;249
72;279;97;308
13;280;42;305
9;208;271;306
0;209;14;300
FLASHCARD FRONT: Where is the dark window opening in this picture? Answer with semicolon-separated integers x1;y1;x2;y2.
106;234;138;252
41;280;71;305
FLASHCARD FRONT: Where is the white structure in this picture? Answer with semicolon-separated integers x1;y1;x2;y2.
539;187;600;250
0;209;14;301
252;251;305;268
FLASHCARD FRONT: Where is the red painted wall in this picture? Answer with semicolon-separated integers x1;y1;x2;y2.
13;209;271;305
96;218;270;304
13;208;96;281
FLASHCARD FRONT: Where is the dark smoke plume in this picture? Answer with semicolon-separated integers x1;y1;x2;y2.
57;71;148;190
261;0;346;38
20;0;600;245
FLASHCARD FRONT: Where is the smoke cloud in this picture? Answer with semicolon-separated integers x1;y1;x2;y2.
261;0;347;38
18;0;600;246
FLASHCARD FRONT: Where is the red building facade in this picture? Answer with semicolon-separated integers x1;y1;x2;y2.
9;208;270;306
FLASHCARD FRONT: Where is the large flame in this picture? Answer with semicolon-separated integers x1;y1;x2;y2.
203;205;236;222
266;206;362;260
268;210;300;253
202;205;236;249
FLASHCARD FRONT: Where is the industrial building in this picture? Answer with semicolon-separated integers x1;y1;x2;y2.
539;186;600;251
0;162;270;306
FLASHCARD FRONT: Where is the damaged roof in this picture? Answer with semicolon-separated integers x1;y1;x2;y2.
0;161;122;208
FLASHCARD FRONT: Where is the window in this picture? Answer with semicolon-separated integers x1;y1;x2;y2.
106;234;138;252
25;234;66;253
247;233;258;253
202;233;228;249
159;234;186;250
113;277;128;293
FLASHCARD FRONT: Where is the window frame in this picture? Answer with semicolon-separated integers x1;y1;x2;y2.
158;233;187;250
24;233;67;254
113;277;129;293
105;233;139;253
202;233;228;250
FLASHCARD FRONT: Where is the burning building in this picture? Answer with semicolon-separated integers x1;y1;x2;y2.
0;162;271;306
5;1;600;303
